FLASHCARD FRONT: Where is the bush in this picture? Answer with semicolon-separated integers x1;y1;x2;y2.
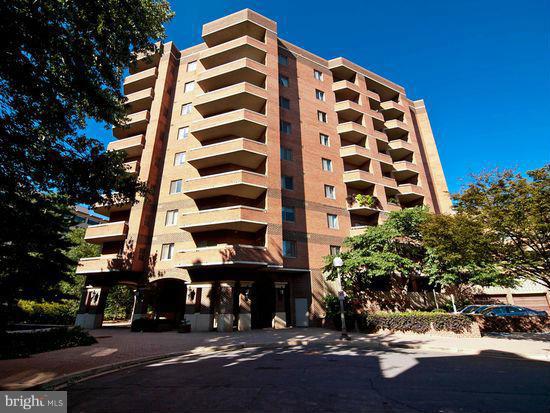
16;299;79;325
0;327;97;359
324;295;356;331
356;311;473;334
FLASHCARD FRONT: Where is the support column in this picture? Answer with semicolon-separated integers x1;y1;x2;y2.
217;282;234;332
186;283;214;332
273;282;288;329
238;281;253;331
131;286;149;322
75;285;109;329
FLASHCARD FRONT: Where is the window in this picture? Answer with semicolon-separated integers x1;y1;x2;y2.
282;206;296;222
330;245;341;256
178;126;189;140
282;175;294;190
315;89;325;101
317;110;327;123
283;240;297;257
279;96;290;109
279;75;289;87
320;133;330;146
324;184;336;199
278;55;289;65
327;214;339;229
161;243;174;260
322;158;333;171
183;81;195;93
280;147;293;161
165;209;178;226
314;69;323;80
186;61;197;72
169;179;182;194
174;152;186;166
280;120;292;134
181;103;192;115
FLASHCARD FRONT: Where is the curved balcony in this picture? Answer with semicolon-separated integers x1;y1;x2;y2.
187;138;267;170
194;82;267;117
343;170;377;189
184;170;267;200
125;88;154;113
340;145;373;166
180;206;267;233
199;36;267;69
335;100;364;122
190;109;267;142
197;58;267;92
176;244;272;268
123;67;158;95
84;221;128;244
113;110;149;139
332;80;360;102
107;134;145;158
76;255;125;275
380;100;405;120
385;119;409;140
337;122;369;144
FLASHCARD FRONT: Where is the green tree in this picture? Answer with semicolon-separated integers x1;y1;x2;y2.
453;165;550;288
0;1;174;306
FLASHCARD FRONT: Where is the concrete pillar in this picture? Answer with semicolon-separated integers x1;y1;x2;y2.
273;282;288;329
185;283;214;332
75;285;109;329
238;281;253;331
131;287;149;322
217;282;234;332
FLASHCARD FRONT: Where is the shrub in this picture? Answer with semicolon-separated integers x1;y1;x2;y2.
356;311;473;334
0;327;97;359
355;194;377;208
324;295;356;330
16;299;79;325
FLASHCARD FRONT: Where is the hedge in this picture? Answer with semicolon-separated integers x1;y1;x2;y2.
0;327;97;359
15;299;79;325
359;311;473;334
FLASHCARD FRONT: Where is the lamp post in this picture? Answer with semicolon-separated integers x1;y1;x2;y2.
332;256;350;340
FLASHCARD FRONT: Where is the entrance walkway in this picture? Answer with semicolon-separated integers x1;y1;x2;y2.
1;328;548;390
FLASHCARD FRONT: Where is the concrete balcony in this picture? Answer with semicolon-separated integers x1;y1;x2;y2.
84;221;128;244
377;152;393;167
337;122;369;144
113;110;149;139
398;183;424;202
332;80;361;102
381;176;398;189
187;138;267;170
124;67;158;95
123;160;140;175
125;88;154;113
340;145;373;166
190;108;267;142
335;100;364;123
372;130;389;143
130;49;161;74
107;134;145;158
393;161;419;181
76;255;125;275
380;100;406;120
349;226;371;237
180;206;267;233
343;170;377;189
197;58;267;92
199;36;267;69
366;108;385;122
385;119;409;140
388;139;414;159
365;90;381;102
176;244;271;269
184;170;267;200
201;9;273;47
347;199;381;216
92;194;132;217
194;82;267;117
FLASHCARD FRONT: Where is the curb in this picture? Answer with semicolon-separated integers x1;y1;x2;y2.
24;337;550;390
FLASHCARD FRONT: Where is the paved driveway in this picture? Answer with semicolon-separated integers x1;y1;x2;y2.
68;344;550;413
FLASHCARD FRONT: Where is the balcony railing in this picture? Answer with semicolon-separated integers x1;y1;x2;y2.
335;100;364;123
201;10;272;47
380;100;405;120
123;160;140;175
113;110;149;139
107;134;145;158
76;255;125;274
184;170;267;200
187;138;267;170
124;67;158;95
180;206;267;233
337;122;369;144
339;145;373;166
84;221;128;244
199;36;267;69
190;108;267;142
343;170;377;189
125;88;154;114
332;80;361;102
197;58;267;92
194;82;267;117
176;244;272;268
385;119;409;140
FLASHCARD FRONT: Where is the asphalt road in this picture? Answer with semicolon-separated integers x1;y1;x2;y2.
68;344;550;413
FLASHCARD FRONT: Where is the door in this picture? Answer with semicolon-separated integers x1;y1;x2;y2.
295;298;309;327
250;280;275;329
513;294;550;313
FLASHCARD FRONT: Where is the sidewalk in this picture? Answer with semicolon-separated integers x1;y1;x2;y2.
1;327;548;390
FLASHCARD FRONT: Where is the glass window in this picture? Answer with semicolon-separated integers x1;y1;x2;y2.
324;184;336;199
322;158;333;171
315;89;325;101
282;206;296;222
181;103;192;115
327;214;339;229
161;243;174;260
317;111;327;123
330;245;341;256
165;209;178;226
282;175;294;190
174;152;186;166
278;55;289;65
320;133;330;146
186;61;197;72
279;96;290;109
178;126;189;140
283;240;297;257
280;147;293;161
183;81;195;93
280;120;292;134
169;179;182;194
279;75;289;87
314;69;323;80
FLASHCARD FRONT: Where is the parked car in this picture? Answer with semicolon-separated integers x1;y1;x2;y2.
459;305;483;314
480;305;548;317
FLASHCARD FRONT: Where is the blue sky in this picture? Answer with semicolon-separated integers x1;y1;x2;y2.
87;0;549;193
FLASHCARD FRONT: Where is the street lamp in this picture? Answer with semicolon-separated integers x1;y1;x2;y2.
332;256;350;340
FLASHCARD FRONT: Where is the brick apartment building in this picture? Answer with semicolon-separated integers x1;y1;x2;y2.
75;9;452;330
